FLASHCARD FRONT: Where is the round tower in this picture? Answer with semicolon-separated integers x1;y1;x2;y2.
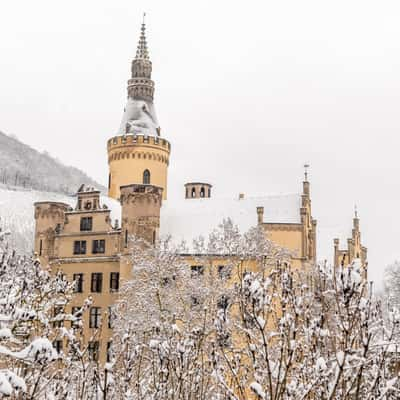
107;18;170;200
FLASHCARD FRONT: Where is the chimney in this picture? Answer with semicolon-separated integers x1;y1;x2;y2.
257;206;264;225
239;193;245;200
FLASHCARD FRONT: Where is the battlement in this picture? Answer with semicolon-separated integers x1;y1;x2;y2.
107;134;171;151
34;201;71;220
120;184;163;206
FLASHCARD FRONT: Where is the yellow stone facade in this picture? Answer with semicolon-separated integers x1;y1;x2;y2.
107;134;170;200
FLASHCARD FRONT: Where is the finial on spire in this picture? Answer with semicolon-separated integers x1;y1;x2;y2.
304;163;310;182
135;13;149;60
354;204;358;219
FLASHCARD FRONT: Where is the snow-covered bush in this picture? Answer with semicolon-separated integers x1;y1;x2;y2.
0;243;86;398
109;220;400;400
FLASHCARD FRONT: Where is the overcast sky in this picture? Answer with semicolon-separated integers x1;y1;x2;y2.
1;0;400;288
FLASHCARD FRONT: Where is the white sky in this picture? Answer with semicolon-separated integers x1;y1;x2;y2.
1;0;400;289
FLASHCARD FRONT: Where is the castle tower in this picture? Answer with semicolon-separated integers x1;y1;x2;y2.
108;18;170;200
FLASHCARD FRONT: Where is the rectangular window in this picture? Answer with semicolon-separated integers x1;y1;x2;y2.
218;265;231;280
191;265;204;277
92;239;105;254
89;307;101;328
217;295;229;311
80;217;93;232
73;241;86;255
91;273;103;293
53;306;64;328
73;273;84;293
110;272;119;292
108;306;114;329
53;340;63;354
88;341;99;361
71;306;81;328
39;239;42;256
107;341;112;362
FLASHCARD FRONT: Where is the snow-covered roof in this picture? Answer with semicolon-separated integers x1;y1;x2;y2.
160;194;302;247
118;98;159;136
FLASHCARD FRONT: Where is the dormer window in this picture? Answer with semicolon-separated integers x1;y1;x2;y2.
143;169;151;185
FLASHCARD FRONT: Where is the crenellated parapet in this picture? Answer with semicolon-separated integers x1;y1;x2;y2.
107;134;170;164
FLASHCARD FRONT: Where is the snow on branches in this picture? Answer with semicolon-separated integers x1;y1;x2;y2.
108;220;400;400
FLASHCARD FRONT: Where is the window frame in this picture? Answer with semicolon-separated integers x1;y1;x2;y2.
91;273;103;293
80;217;93;232
73;240;87;255
53;306;64;328
89;306;101;329
143;169;151;184
53;340;63;354
110;272;120;292
73;273;84;293
92;239;105;254
88;341;99;361
71;306;81;329
191;265;205;277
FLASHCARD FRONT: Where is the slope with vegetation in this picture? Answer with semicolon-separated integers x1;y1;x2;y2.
0;131;105;194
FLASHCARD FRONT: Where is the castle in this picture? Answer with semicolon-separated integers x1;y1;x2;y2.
33;20;367;363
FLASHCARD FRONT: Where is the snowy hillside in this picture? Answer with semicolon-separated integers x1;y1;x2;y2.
0;131;105;194
0;186;72;253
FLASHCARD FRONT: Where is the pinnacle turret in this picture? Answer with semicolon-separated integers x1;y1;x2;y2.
135;16;149;60
128;15;154;101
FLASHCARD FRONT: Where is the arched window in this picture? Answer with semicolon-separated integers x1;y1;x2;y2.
192;187;196;198
200;187;205;198
143;169;151;185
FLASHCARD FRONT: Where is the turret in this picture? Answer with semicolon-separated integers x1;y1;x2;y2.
300;164;317;261
34;201;71;261
333;208;368;278
120;184;163;249
108;17;170;201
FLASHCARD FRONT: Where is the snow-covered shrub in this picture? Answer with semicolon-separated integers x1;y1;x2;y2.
0;244;86;398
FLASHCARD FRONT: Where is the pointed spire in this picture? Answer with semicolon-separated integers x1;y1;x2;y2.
303;163;310;182
135;13;149;60
128;15;155;101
